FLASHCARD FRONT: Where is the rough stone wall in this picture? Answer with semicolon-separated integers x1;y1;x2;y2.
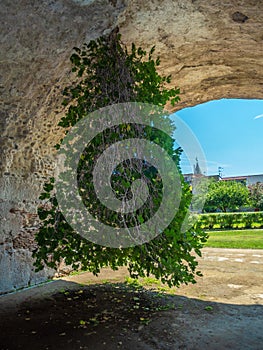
0;0;127;294
120;0;263;110
0;0;262;293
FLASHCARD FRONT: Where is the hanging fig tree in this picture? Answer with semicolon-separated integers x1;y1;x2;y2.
33;29;207;287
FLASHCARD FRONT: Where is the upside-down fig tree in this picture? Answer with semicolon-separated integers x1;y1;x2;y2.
33;30;207;287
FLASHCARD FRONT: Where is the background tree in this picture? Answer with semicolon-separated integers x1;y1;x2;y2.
204;180;250;212
190;176;213;213
34;31;207;287
248;182;263;211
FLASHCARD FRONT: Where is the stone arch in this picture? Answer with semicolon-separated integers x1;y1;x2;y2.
0;0;262;293
119;0;263;111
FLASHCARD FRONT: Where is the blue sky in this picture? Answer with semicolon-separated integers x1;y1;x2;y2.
172;99;263;177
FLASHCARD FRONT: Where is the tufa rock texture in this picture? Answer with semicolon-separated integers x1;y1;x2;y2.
119;0;263;110
0;0;127;293
0;0;262;293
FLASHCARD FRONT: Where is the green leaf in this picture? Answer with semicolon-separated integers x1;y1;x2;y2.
34;31;208;289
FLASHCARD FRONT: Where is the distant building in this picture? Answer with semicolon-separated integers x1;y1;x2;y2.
182;159;263;188
222;174;263;186
247;174;263;185
183;158;202;188
183;158;220;188
193;157;202;175
221;175;247;185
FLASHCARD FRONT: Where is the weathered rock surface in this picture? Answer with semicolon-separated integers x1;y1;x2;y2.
120;0;263;110
0;0;262;293
0;0;127;293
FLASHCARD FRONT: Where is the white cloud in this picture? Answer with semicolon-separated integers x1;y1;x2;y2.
254;114;263;120
203;161;231;176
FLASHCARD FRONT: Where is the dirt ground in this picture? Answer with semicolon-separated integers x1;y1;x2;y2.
0;248;263;350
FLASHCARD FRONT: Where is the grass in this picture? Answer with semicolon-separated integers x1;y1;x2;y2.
205;229;263;249
124;276;177;295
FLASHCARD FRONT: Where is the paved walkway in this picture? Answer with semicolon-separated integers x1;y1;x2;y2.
176;248;263;305
201;247;263;264
1;248;263;308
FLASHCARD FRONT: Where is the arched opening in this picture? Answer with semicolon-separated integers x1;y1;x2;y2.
175;98;263;178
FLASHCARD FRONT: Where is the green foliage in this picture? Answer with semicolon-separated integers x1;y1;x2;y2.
33;31;207;288
198;211;263;230
57;33;180;130
204;180;250;213
248;183;263;211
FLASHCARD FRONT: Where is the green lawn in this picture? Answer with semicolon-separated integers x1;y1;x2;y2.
205;229;263;249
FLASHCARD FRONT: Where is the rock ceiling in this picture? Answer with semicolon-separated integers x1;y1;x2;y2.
0;0;262;292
